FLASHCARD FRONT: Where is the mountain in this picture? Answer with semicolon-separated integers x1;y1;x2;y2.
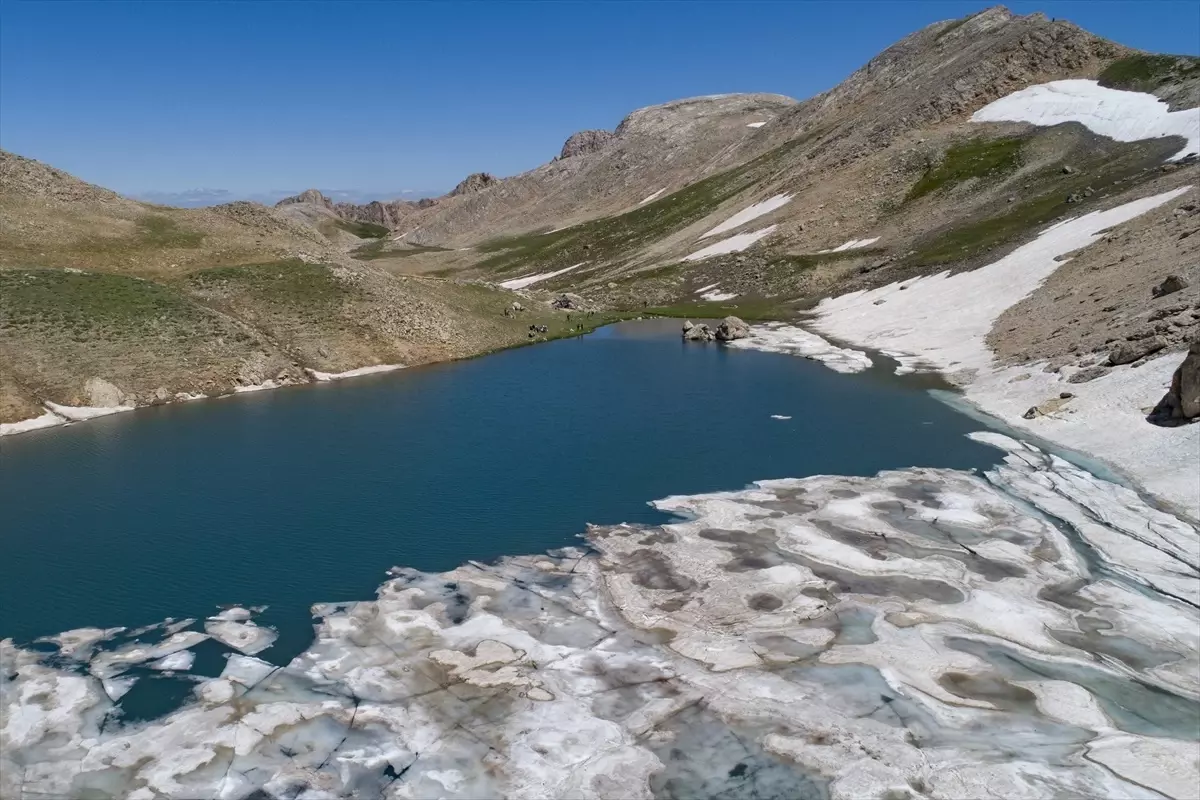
3;5;1197;437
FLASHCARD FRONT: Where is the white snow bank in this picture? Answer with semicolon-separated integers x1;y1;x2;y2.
306;364;404;382
232;381;280;394
700;290;739;302
701;194;792;239
43;402;135;421
0;410;65;437
972;79;1200;161
684;226;777;261
819;237;881;253
812;185;1197;515
814;187;1190;377
746;121;767;129
728;323;873;374
638;188;666;205
694;282;721;294
499;262;585;290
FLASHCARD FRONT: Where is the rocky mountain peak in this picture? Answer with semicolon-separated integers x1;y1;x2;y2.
559;130;615;159
450;172;499;197
613;93;798;139
276;188;334;210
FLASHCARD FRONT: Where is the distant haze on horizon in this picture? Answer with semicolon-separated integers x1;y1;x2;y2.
2;0;1196;203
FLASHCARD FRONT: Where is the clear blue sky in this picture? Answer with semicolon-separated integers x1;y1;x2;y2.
2;1;1197;198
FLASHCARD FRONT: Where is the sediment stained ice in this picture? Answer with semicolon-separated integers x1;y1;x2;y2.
728;322;873;373
2;436;1197;798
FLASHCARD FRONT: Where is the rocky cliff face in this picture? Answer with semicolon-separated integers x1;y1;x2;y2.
558;129;614;159
449;172;499;197
276;188;335;210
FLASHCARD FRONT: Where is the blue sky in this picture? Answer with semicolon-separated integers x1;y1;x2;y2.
2;1;1197;200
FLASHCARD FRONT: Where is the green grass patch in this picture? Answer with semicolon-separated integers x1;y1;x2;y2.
1098;54;1200;93
352;241;450;261
334;219;390;239
474;132;822;275
188;259;352;315
0;268;208;334
906;137;1023;202
136;214;206;248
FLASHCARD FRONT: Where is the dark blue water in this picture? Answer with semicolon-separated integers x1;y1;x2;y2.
0;320;1002;659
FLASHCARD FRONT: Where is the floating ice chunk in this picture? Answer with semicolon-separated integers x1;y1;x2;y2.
306;364;404;382
211;606;252;621
204;617;278;655
638;188;666;205
90;631;209;678
220;654;276;687
728;324;872;373
972;79;1200;161
770;414;792;420
151;651;195;672
0;410;65;437
35;626;124;660
684;226;777;261
102;675;137;701
499;262;586;290
700;194;792;239
43;402;134;420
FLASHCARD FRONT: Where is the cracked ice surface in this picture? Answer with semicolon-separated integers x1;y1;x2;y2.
3;435;1198;798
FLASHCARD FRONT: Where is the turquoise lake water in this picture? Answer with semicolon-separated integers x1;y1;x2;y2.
0;320;1003;660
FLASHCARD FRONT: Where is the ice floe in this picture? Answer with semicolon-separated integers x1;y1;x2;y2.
700;194;792;239
728;322;873;373
4;434;1196;797
770;414;792;420
972;79;1200;161
684;225;777;261
305;364;404;382
203;614;278;656
498;262;586;290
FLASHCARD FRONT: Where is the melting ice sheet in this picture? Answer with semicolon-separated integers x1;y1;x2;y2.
2;435;1198;799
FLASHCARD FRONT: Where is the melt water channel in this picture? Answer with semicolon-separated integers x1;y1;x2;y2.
0;319;1005;672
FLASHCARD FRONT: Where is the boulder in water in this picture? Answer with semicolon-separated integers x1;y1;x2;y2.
683;323;715;342
715;316;750;342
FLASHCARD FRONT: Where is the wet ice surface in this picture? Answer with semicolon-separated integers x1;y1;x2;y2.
3;437;1198;799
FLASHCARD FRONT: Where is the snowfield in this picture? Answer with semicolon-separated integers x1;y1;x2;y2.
972;79;1200;161
498;262;585;290
700;194;792;239
684;225;777;261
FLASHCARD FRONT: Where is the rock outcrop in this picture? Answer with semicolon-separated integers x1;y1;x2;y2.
276;188;335;210
1150;339;1200;424
715;316;750;341
449;172;499;197
558;130;614;159
682;321;715;341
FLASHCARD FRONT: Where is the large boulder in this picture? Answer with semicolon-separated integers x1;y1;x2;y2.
85;377;127;407
551;293;585;310
1152;274;1189;298
1109;336;1166;366
715;316;750;341
1149;339;1200;424
683;323;715;342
